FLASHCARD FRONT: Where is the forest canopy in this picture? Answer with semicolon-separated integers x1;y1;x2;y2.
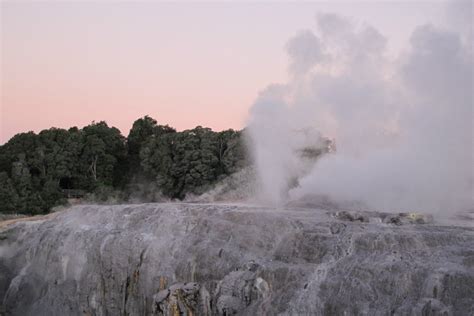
0;116;248;214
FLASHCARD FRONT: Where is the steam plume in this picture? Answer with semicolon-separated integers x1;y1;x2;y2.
247;3;473;214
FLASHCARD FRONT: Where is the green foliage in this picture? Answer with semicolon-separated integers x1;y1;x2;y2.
10;158;43;214
81;121;126;188
0;132;40;176
141;126;248;199
217;129;248;174
0;116;249;214
0;172;19;213
126;116;175;182
128;116;158;157
40;179;66;212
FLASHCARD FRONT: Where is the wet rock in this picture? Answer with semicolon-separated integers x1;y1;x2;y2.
418;299;451;316
382;214;404;225
382;212;434;225
152;282;201;316
329;222;346;234
333;210;369;223
0;203;473;315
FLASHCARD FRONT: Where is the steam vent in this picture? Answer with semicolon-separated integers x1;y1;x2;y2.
1;203;473;315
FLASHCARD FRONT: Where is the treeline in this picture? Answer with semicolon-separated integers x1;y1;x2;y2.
0;116;248;215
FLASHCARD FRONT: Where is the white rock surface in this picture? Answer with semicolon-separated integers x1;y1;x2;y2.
1;203;473;315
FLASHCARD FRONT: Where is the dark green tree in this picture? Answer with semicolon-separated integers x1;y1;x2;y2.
0;117;250;214
11;156;43;214
127;116;158;160
0;132;40;176
81;121;126;189
217;129;248;175
0;172;19;213
141;126;246;199
127;116;175;178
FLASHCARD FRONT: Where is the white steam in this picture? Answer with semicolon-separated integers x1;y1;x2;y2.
247;3;473;214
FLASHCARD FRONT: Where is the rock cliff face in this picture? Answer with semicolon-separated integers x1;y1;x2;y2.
1;203;473;315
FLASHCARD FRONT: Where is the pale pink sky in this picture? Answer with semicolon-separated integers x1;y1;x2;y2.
1;1;443;143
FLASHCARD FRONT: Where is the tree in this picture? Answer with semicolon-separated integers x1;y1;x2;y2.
140;126;246;199
81;122;126;189
0;172;19;214
0;117;250;213
127;116;158;158
217;129;248;175
0;132;40;176
127;116;175;181
36;128;78;181
140;132;176;197
11;156;43;214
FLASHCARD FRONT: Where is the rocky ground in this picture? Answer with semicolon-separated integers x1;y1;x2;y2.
1;203;473;315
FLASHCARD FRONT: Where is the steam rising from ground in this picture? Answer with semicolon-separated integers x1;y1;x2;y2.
248;2;473;214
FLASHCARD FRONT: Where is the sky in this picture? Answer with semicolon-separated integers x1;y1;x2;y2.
0;1;448;143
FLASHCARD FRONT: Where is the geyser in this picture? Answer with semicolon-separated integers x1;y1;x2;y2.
247;5;473;214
